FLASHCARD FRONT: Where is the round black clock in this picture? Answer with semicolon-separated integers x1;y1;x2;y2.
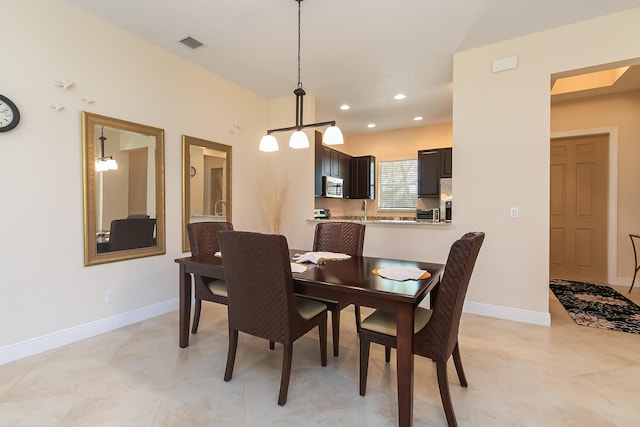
0;94;20;132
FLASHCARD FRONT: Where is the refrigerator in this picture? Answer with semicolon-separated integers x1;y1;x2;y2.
439;178;452;222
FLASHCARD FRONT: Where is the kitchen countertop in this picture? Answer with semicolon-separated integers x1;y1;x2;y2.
309;216;449;225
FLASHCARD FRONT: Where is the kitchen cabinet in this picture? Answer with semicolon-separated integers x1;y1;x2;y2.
315;131;351;197
350;155;375;199
418;148;452;197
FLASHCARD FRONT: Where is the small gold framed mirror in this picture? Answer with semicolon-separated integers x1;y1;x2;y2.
182;135;232;252
82;112;165;266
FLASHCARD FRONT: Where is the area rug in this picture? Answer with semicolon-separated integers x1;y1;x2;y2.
550;278;640;335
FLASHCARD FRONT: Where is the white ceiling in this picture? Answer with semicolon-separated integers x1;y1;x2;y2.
69;0;640;135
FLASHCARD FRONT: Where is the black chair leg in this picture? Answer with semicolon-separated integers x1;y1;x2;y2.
452;342;468;387
385;346;391;363
359;337;371;396
331;307;340;357
319;314;328;367
191;299;202;334
278;344;294;406
436;360;458;427
224;329;238;382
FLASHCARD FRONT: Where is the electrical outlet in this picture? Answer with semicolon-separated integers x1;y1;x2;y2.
105;289;114;304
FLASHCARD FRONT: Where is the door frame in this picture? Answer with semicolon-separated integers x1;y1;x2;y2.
551;127;618;285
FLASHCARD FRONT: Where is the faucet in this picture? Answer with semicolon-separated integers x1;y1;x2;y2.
214;200;226;216
361;200;368;221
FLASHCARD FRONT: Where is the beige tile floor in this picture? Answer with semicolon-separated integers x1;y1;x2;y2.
1;285;640;426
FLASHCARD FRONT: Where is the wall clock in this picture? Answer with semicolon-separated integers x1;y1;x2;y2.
0;94;20;132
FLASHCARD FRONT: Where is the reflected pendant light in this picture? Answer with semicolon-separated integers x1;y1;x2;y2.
259;0;343;152
95;127;118;172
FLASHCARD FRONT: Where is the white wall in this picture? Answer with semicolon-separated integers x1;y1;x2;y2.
0;0;269;359
453;8;640;319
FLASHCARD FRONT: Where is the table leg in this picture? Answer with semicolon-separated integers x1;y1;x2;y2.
179;265;192;348
396;302;415;427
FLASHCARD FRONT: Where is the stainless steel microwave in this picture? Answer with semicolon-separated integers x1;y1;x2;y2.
322;176;344;198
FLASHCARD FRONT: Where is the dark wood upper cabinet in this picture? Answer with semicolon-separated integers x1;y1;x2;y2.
418;147;452;197
350;155;375;199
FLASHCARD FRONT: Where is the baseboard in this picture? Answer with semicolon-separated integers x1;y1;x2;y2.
0;298;179;366
462;300;551;326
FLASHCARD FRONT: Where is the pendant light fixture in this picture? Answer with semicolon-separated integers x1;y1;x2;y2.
95;127;118;172
259;0;343;152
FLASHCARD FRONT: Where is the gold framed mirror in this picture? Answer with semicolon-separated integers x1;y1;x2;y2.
82;112;165;266
182;135;232;252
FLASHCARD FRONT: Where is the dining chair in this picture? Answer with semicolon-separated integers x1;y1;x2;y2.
303;221;366;357
107;217;156;251
217;230;328;406
357;231;485;427
186;221;234;334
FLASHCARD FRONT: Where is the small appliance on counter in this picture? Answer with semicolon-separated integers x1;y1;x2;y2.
314;208;331;219
417;208;439;222
439;178;452;222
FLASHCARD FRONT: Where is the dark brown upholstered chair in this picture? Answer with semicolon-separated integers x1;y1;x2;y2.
186;221;234;334
107;218;156;251
303;221;366;357
217;230;328;406
357;232;485;427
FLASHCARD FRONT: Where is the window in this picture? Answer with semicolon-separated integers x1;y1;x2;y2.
378;159;417;210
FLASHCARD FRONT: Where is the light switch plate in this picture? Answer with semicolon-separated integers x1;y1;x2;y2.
510;207;519;218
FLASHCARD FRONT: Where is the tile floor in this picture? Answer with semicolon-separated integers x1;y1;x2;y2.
1;285;640;426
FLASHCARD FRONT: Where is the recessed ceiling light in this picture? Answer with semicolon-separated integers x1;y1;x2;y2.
367;123;376;128
413;116;423;121
339;104;350;110
394;93;407;100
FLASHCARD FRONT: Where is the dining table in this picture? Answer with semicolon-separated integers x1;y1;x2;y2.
175;250;444;427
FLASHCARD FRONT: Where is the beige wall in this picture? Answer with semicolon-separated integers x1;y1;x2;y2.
0;0;269;350
453;7;640;316
551;90;640;281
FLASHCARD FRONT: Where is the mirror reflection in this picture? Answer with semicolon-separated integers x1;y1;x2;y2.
82;112;165;265
182;135;232;252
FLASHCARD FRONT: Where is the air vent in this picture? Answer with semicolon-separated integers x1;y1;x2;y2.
179;36;203;49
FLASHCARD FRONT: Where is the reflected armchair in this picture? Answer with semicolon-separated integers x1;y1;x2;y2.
107;217;156;251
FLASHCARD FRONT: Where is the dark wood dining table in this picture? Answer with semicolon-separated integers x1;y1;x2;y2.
175;250;444;427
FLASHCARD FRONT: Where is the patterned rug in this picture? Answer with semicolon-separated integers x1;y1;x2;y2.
550;278;640;335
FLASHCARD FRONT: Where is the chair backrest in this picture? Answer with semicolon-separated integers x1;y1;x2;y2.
217;231;300;343
187;221;233;256
107;218;156;251
313;222;366;256
414;232;485;360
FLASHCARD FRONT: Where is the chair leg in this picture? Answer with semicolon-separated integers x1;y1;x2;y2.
452;342;468;387
630;268;638;293
331;307;340;357
224;329;238;382
385;346;391;363
278;344;294;406
359;336;371;396
319;314;328;367
436;360;458;427
191;299;202;334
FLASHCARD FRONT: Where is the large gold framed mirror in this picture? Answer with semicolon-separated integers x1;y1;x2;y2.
182;135;232;252
82;112;165;265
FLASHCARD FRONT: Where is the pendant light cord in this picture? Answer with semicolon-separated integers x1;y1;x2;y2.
297;0;302;89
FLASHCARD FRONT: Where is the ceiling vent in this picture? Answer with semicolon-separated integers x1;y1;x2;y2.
179;36;203;49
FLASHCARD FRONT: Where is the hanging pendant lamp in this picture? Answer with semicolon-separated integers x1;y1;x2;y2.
259;0;343;152
95;127;118;172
